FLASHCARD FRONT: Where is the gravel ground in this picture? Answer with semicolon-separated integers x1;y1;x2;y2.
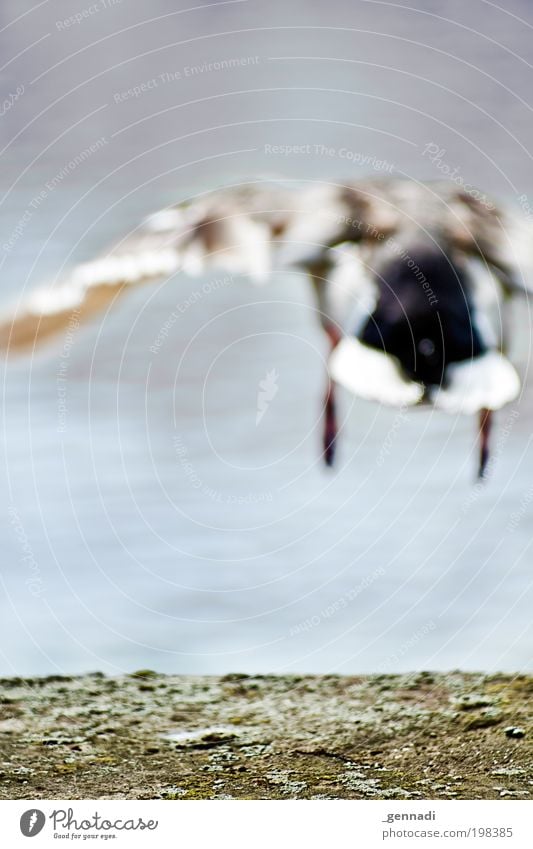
0;672;531;799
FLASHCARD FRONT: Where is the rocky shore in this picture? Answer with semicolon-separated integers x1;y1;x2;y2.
0;672;530;799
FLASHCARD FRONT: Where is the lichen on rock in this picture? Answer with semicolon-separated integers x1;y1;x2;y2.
0;672;530;799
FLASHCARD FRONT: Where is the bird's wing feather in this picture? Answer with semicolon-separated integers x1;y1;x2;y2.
430;351;520;414
0;187;279;351
329;336;424;407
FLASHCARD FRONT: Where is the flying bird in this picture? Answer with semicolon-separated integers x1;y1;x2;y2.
1;177;529;478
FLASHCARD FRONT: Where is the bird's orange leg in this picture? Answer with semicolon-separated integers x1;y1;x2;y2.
323;376;337;467
478;407;493;479
323;323;342;467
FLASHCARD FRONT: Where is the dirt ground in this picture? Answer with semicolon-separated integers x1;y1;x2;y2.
0;671;530;799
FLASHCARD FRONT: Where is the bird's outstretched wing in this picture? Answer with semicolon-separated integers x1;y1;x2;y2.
0;181;347;351
0;178;529;352
0;184;280;351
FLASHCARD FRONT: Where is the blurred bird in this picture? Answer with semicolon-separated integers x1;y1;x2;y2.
1;177;529;477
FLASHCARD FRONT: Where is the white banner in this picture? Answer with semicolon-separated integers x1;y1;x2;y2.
1;800;531;847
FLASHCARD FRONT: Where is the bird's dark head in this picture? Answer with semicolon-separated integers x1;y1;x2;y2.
360;238;485;389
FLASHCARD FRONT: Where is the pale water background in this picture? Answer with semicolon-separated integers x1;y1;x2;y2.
1;0;533;675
